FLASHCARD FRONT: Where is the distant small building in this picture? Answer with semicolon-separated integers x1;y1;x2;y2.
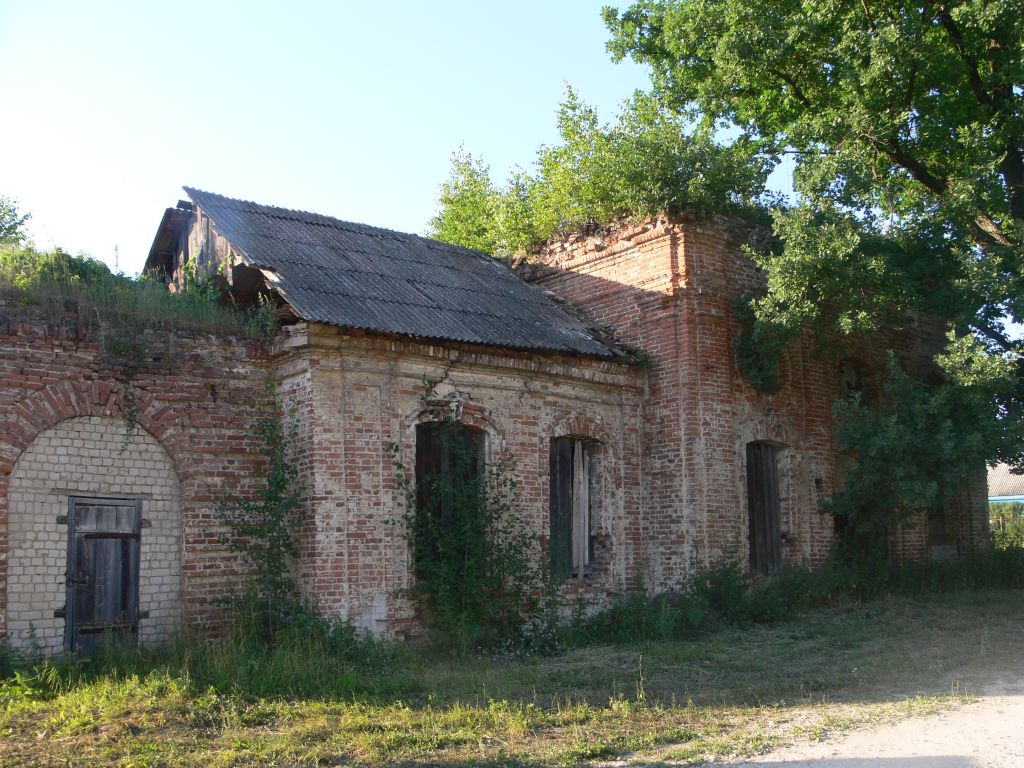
988;463;1024;504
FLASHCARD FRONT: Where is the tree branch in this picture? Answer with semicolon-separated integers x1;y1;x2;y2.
936;8;993;108
972;319;1017;355
879;136;949;197
934;5;1024;223
766;67;813;108
1001;144;1024;223
870;134;1014;248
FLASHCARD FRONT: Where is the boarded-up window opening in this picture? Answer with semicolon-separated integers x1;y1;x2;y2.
746;442;782;577
414;422;485;573
550;437;594;580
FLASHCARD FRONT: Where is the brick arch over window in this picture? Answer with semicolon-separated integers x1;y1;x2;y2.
405;399;504;458
548;414;617;453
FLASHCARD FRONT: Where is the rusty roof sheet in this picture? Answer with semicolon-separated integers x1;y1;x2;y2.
183;188;613;357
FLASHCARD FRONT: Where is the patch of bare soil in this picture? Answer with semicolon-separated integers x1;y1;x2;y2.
717;676;1024;768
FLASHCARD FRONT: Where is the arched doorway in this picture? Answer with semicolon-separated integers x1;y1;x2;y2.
6;416;182;653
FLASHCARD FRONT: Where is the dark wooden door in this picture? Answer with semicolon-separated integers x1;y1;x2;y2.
65;497;141;653
746;443;782;577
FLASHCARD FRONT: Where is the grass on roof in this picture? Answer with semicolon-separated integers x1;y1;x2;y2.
0;245;277;341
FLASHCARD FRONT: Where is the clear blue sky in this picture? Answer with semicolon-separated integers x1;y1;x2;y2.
1;1;669;275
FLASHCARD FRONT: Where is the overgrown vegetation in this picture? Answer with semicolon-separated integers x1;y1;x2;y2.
429;89;776;260
431;1;1024;550
2;584;1022;767
822;350;1019;547
216;380;301;631
731;295;790;394
991;501;1024;550
568;545;1024;646
392;389;551;649
603;0;1024;541
0;240;278;343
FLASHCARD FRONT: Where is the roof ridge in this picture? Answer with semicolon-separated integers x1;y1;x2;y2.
182;186;488;254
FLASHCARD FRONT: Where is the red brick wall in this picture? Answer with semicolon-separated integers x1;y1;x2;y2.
530;213;988;586
0;319;270;641
0;313;644;639
273;324;645;633
1;213;991;643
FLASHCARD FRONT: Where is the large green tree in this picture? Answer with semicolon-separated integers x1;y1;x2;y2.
605;0;1023;527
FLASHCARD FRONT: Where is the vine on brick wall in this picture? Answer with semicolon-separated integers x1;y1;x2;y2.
388;381;550;649
216;379;300;628
120;381;139;451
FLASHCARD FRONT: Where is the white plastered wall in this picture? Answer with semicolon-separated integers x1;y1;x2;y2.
6;416;182;653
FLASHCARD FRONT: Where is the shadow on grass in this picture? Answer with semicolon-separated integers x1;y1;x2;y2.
2;591;1021;768
5;589;1024;710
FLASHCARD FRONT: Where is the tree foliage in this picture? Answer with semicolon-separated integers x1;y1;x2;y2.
991;501;1024;550
829;344;1020;539
0;196;30;246
606;0;1024;516
429;90;775;259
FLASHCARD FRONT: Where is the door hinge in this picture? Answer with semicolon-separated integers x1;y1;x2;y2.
53;607;66;619
56;515;68;525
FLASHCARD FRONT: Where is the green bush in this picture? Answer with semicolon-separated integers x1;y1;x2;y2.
566;593;705;645
991;502;1024;550
394;410;546;650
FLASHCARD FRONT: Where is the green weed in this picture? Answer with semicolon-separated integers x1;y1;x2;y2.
1;590;1018;766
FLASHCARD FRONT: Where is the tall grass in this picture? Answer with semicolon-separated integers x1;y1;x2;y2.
2;579;1022;766
0;245;276;340
568;544;1024;646
1;606;413;706
2;586;1019;767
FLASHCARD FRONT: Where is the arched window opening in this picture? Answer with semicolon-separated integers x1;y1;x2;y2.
413;422;486;576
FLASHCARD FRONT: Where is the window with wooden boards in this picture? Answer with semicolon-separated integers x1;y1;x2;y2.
549;437;595;580
746;441;782;577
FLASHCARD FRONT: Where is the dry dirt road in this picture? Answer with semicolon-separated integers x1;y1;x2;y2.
717;677;1024;768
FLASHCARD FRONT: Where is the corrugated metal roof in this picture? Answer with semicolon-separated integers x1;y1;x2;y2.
184;188;615;357
988;463;1024;499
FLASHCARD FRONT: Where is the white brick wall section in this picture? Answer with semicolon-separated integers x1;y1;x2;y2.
7;416;182;653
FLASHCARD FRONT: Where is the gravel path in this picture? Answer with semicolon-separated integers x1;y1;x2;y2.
719;677;1024;768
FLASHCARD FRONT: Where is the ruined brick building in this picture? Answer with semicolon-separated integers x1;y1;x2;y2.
0;188;989;652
